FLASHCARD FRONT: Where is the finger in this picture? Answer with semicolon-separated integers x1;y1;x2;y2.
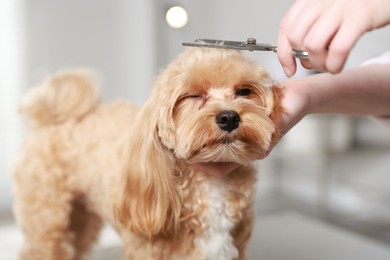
280;0;309;37
277;32;297;77
303;4;342;71
326;18;366;73
278;0;308;77
286;1;322;49
325;2;375;74
299;59;315;70
257;148;271;160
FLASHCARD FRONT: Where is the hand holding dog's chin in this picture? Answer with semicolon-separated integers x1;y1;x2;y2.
194;162;241;178
259;78;312;160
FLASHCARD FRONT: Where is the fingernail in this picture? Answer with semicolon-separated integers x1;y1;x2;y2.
257;151;267;160
283;67;292;77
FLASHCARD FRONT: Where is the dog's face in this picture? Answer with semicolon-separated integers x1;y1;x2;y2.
116;48;282;237
153;48;280;165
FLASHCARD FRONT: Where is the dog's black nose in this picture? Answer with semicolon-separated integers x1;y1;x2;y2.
216;110;240;132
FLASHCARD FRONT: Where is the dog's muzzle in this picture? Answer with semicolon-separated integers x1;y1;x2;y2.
215;110;240;133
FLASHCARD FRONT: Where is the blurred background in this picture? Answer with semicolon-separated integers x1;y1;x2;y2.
1;0;390;259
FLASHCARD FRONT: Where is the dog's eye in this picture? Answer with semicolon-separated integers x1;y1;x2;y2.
186;95;202;99
235;88;251;97
177;94;204;105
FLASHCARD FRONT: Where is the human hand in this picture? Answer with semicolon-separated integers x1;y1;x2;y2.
259;78;312;159
278;0;390;76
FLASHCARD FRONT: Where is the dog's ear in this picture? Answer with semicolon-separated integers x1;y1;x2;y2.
113;97;181;239
269;85;284;142
155;93;179;151
256;72;284;142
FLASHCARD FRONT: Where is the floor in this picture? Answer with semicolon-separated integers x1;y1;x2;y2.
2;212;390;260
1;145;389;259
257;146;390;245
89;212;390;260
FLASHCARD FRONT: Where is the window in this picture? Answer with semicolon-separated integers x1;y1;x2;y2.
0;0;25;214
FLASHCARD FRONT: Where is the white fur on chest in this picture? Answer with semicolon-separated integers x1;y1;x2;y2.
194;179;238;260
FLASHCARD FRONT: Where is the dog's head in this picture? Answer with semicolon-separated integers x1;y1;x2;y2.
115;48;282;238
155;47;282;165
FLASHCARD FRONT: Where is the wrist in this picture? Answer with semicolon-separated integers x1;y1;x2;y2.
301;72;339;115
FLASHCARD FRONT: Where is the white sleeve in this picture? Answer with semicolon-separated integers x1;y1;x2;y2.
361;52;390;66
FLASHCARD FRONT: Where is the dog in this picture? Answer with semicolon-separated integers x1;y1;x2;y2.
13;47;282;260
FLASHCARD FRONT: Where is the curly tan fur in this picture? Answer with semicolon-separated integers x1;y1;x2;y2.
13;48;282;260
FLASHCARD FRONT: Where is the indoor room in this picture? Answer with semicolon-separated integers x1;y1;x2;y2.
1;1;390;259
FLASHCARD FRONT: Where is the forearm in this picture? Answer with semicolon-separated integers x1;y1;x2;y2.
303;64;390;117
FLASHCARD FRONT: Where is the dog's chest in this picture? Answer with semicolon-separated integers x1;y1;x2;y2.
193;180;238;260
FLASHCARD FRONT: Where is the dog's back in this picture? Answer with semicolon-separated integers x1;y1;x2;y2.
13;70;139;259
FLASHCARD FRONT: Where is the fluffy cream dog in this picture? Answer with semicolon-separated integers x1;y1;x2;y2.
13;47;282;260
